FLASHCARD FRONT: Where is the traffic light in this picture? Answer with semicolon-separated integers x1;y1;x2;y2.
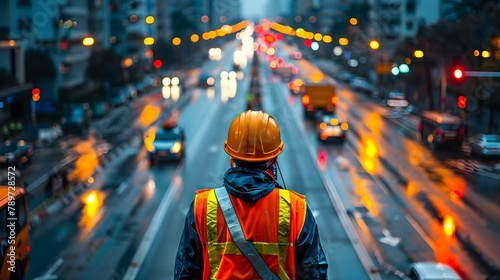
153;59;162;69
457;95;466;109
449;56;465;85
32;87;40;102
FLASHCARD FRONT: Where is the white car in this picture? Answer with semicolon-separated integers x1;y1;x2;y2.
350;77;373;93
386;90;409;108
469;133;500;158
407;262;462;280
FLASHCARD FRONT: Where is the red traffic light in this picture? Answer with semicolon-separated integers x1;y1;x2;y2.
453;68;463;79
32;87;40;102
458;95;466;109
449;56;466;85
153;59;162;69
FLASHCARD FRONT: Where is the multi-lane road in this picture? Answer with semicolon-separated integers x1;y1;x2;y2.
23;39;500;280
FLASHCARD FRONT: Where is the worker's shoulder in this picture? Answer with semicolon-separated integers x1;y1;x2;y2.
195;187;214;196
282;189;306;200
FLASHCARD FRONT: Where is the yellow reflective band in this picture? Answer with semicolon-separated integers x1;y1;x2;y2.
278;189;291;280
209;241;294;255
206;189;220;278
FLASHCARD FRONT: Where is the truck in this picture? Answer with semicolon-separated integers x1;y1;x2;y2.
301;83;338;118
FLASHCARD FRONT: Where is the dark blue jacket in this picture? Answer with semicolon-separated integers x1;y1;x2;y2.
175;168;328;279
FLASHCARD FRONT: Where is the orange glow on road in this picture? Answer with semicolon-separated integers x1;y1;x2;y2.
406;181;418;197
360;137;379;174
68;141;99;184
144;126;157;152
443;215;456;237
138;105;161;127
365;112;382;136
80;190;104;230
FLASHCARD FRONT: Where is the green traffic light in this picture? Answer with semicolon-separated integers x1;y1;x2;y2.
399;64;409;73
391;66;400;75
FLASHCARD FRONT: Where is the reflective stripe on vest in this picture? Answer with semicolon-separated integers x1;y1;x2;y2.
206;188;292;279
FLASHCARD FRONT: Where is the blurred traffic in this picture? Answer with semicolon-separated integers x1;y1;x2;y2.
1;1;500;280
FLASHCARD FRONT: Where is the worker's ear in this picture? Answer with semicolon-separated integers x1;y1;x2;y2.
230;157;235;168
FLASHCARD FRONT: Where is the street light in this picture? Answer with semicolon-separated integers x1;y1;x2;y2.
145;16;155;24
369;40;379;50
144;37;154;46
414;50;424;58
82;37;94;46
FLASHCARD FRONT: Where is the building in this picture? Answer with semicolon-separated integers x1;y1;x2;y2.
368;0;439;42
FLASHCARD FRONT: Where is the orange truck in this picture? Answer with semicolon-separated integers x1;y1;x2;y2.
1;185;30;280
301;83;338;118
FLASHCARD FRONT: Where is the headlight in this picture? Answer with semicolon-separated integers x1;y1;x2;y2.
170;142;182;153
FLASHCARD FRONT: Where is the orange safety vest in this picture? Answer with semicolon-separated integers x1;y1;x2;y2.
193;187;307;280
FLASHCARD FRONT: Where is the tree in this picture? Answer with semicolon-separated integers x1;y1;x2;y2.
24;48;56;85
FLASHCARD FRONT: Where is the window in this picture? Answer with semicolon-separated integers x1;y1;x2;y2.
18;18;32;34
408;268;419;280
17;0;31;7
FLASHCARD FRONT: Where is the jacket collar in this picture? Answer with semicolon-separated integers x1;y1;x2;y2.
223;167;279;202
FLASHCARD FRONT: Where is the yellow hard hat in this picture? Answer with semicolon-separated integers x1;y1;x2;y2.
224;110;284;162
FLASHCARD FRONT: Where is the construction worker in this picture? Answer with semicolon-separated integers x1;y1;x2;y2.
175;110;328;279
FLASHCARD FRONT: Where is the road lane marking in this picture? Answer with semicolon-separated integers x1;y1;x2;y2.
116;181;129;194
122;164;183;280
264;65;381;280
33;257;64;280
405;214;435;251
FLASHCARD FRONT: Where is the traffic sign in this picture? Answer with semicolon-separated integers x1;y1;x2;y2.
375;63;393;74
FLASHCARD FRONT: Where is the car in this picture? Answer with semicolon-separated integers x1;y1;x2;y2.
316;114;348;142
334;71;356;83
417;111;466;150
468;133;500;158
0;140;33;168
407;262;462;280
386;90;409;108
61;103;92;132
145;119;185;163
290;51;302;60
350;77;373;94
108;85;137;106
198;73;215;88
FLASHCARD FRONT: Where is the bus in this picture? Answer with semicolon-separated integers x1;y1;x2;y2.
1;185;30;280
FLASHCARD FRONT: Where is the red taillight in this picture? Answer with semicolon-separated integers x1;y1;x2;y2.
317;149;327;169
458;127;465;139
417;122;422;131
302;94;310;105
26;245;31;252
331;95;339;105
435;128;444;136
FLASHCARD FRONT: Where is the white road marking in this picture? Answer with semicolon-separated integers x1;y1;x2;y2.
116;181;129;194
122;165;183;280
379;229;401;247
32;257;64;280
